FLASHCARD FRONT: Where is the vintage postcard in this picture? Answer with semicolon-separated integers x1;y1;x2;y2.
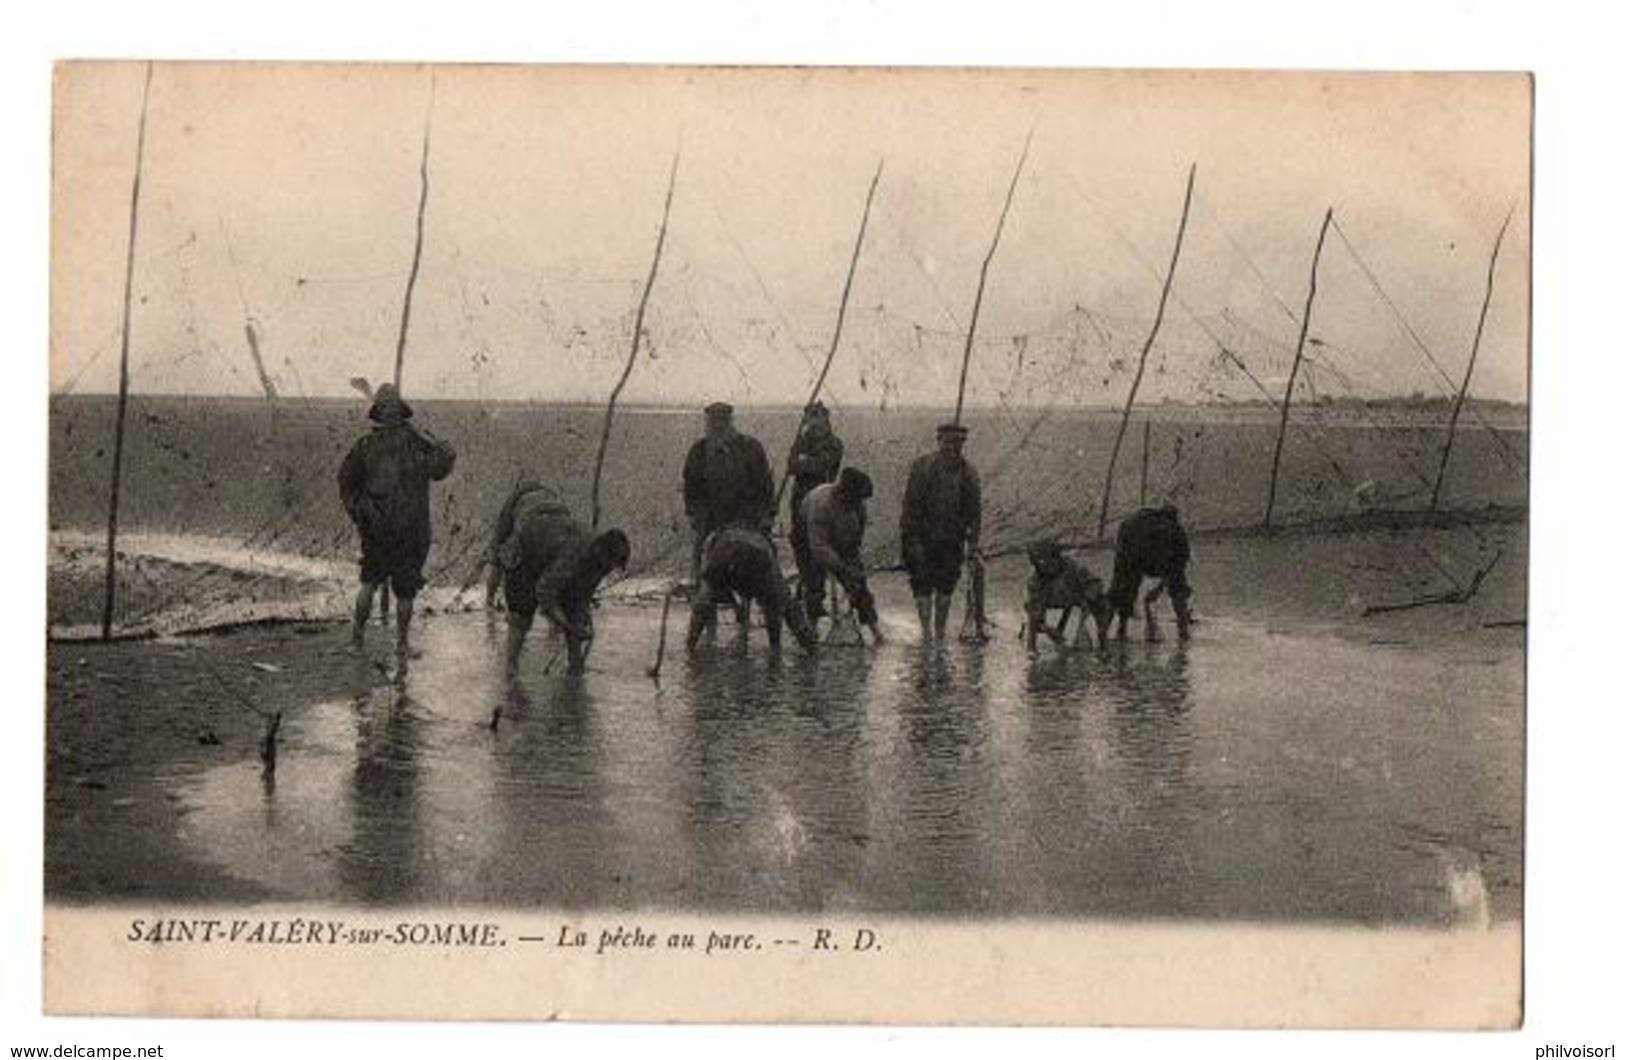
45;62;1528;1026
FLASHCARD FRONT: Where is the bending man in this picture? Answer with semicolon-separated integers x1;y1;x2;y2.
497;493;631;677
1108;505;1194;641
801;467;883;645
687;527;815;654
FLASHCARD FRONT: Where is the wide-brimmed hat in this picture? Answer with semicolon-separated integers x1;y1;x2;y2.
805;400;830;418
704;401;735;419
836;466;873;499
368;383;413;423
936;422;969;438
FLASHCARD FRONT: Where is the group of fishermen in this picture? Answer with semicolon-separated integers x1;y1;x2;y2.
338;385;1193;676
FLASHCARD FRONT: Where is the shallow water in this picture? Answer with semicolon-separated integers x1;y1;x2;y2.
170;595;1523;925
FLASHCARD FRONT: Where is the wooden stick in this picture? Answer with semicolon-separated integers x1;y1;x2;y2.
591;152;679;532
1096;164;1196;541
1264;207;1334;530
1430;206;1514;511
1362;550;1502;616
100;62;154;642
646;587;675;681
1139;417;1151;507
953;130;1033;425
773;160;884;520
243;322;278;400
393;77;435;392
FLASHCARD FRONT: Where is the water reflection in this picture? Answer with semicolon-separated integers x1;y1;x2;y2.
891;645;996;913
340;689;426;904
162;606;1522;925
1102;642;1194;794
485;675;614;905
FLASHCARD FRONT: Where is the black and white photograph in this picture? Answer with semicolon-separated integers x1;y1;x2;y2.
39;58;1532;1027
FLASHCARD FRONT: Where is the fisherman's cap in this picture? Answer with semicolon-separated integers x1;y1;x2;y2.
805;400;830;418
936;422;969;438
368;383;414;422
704;401;735;419
837;466;873;499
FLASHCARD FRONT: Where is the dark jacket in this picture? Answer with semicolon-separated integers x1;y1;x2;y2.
338;423;456;542
1114;506;1190;578
682;429;775;531
787;429;844;517
900;451;982;554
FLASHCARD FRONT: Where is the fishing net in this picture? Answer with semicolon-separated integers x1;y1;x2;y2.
49;127;1528;640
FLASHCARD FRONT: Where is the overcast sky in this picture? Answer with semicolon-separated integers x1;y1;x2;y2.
51;62;1530;408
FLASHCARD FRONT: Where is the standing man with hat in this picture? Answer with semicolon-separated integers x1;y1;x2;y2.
682;401;776;586
899;423;982;641
338;383;457;664
801;466;883;645
785;400;844;619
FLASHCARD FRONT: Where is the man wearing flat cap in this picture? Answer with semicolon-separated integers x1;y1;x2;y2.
338;383;457;663
900;422;982;640
801;466;883;645
682;401;776;585
785;400;844;619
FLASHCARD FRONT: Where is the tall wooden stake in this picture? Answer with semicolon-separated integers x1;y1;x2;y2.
1263;207;1334;529
393;78;435;391
1430;207;1513;511
1096;164;1196;541
100;62;154;641
591;152;679;532
1139;417;1151;507
773;160;884;519
953;130;1033;425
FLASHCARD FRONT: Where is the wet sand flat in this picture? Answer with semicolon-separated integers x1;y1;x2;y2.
46;528;1524;926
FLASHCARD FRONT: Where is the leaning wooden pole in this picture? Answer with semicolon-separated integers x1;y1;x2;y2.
100;62;154;642
1430;206;1514;512
1096;163;1196;541
773;159;884;519
1139;417;1151;507
591;152;679;532
1263;207;1334;530
393;78;435;392
953;130;1033;425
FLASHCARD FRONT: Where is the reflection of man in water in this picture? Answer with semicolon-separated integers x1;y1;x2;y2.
343;693;424;903
338;384;456;661
900;423;982;640
493;491;631;677
1108;505;1194;640
687;527;815;653
801;467;883;645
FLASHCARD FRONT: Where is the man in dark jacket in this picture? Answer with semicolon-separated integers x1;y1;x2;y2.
686;527;815;654
785;401;843;618
900;423;982;640
482;478;551;609
338;384;457;661
801;467;882;645
494;493;631;677
1107;504;1194;641
682;400;775;586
